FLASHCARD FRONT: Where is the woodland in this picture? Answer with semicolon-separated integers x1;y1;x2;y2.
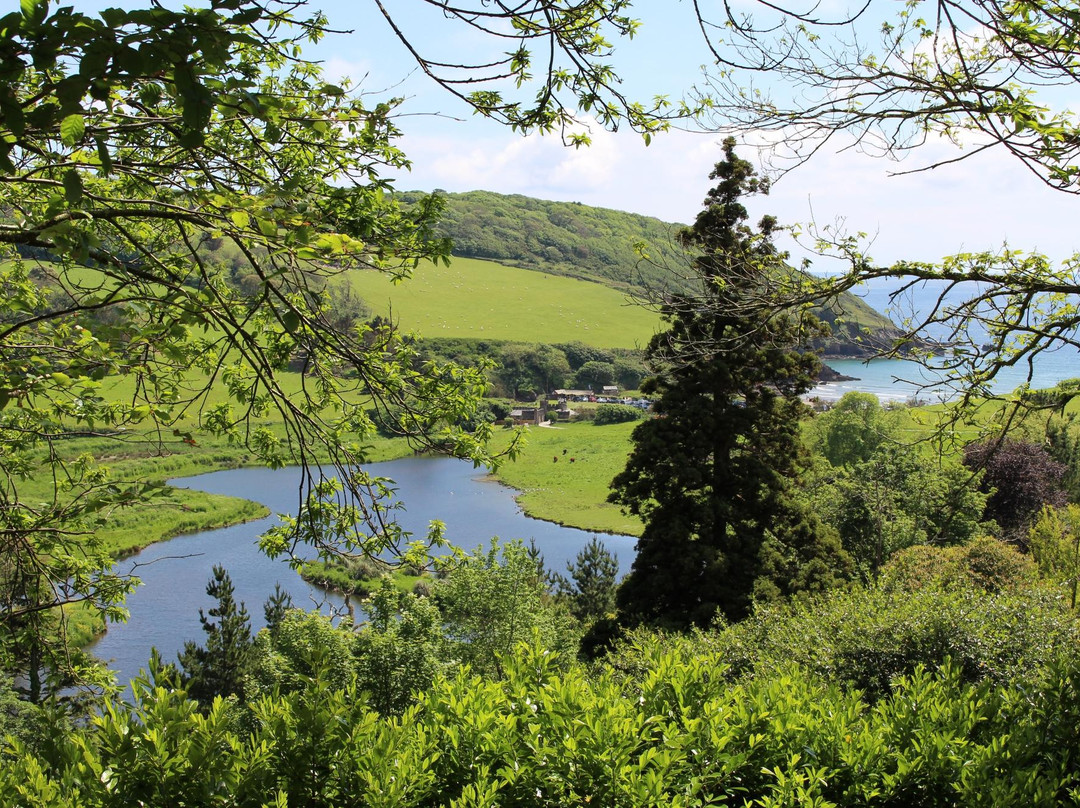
3;0;1080;805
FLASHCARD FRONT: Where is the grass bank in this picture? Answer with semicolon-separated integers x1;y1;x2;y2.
488;421;643;536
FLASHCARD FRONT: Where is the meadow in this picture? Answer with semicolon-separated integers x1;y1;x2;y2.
23;248;1066;649
346;256;661;349
489;420;644;536
15;253;661;592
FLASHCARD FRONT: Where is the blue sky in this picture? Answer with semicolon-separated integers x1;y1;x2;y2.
78;0;1080;268
300;1;1079;270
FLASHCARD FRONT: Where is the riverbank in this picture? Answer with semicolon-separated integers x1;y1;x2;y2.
79;352;1080;567
88;459;640;683
65;492;269;648
74;419;638;649
487;421;643;537
54;434;415;648
84;419;641;571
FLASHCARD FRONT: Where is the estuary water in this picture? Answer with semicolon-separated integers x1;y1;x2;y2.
808;276;1080;402
87;276;1078;683
87;457;637;687
808;351;1080;404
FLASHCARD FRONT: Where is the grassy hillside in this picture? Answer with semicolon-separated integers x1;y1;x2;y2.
398;190;899;356
348;256;659;349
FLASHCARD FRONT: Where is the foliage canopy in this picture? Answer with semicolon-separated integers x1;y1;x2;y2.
0;0;502;693
685;0;1080;416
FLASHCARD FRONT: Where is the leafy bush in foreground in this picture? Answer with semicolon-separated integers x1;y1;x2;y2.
4;643;1080;807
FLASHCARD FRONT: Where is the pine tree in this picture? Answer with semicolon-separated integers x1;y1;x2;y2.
554;536;620;624
610;138;851;629
263;583;295;639
177;566;254;705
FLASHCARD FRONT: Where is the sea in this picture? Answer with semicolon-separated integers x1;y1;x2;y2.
807;276;1080;403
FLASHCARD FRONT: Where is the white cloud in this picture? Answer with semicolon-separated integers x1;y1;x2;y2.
390;120;1078;270
320;57;373;86
401;123;630;200
758;133;1080;266
397;124;723;220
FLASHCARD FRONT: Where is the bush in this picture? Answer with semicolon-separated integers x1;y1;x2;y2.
299;558;384;596
593;403;642;425
574;360;616;389
605;582;1079;700
12;643;1080;807
1028;505;1080;605
964;438;1068;543
435;540;579;678
352;582;446;716
879;536;1039;593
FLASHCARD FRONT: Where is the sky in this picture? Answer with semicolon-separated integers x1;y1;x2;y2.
290;0;1078;272
75;0;1070;272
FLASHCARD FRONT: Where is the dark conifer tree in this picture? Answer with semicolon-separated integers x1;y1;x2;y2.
610;139;851;629
177;566;254;705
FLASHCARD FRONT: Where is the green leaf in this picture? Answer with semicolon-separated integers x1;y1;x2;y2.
95;138;112;176
230;210;250;228
230;8;262;25
62;169;83;204
99;7;127;27
60;113;85;147
281;309;301;334
20;0;47;25
0;100;25;138
0;145;15;175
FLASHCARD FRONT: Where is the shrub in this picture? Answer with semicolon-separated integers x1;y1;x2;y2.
353;582;446;716
879;536;1039;593
593;403;641;425
606;582;1079;700
435;540;579;678
572;406;596;422
1028;504;1080;606
964;438;1068;543
299;558;385;596
12;643;1080;807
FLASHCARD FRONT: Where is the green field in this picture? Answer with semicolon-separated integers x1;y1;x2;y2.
17;251;1067;648
347;256;661;349
489;421;643;536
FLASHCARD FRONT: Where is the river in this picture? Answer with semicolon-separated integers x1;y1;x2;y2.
89;275;1080;684
88;457;637;687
